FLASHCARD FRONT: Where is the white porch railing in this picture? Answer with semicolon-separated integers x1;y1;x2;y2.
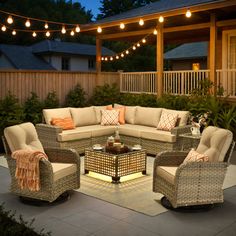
120;70;236;99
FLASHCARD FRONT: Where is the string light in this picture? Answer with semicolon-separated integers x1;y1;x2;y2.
44;22;49;29
104;57;108;61
159;16;164;23
125;50;129;54
110;57;113;61
32;31;37;37
116;55;119;59
61;26;66;34
153;29;158;35
25;19;31;27
137;43;141;47
7;15;13;24
12;30;16;35
101;57;104;61
1;25;6;31
132;46;136;50
75;25;80;32
97;26;102;33
121;53;124;57
142;38;146;43
186;9;192;18
120;23;125;29
70;30;75;36
139;19;144;26
46;31;50;37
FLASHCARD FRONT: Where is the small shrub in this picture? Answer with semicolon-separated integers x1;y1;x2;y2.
157;94;189;110
44;91;59;108
90;83;120;105
24;92;43;124
65;84;86;107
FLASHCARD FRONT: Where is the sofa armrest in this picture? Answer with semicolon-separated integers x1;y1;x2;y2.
171;125;192;136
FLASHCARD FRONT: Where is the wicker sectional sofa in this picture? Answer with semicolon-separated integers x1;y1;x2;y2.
36;104;191;155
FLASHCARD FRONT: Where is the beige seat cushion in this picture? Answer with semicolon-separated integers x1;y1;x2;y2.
196;126;233;162
91;125;116;137
70;107;97;127
114;104;137;124
162;109;189;126
51;163;77;181
43;108;71;125
57;127;92;142
141;129;176;143
4;122;44;153
157;166;178;185
135;106;162;127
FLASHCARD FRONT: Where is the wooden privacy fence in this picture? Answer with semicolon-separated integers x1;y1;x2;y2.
0;70;120;105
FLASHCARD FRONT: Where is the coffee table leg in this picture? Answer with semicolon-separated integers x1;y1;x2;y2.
84;169;89;174
112;176;120;183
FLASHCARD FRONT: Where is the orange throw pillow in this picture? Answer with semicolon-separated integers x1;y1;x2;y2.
51;117;75;130
106;106;126;125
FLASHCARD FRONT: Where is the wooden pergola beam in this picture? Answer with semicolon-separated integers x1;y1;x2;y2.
157;24;163;98
96;38;102;86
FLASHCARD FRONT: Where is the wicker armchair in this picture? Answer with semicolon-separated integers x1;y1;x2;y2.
3;122;80;202
153;126;235;208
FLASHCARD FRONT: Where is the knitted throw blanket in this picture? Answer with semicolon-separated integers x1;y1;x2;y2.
11;150;48;192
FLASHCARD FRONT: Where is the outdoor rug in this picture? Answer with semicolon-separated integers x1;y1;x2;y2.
1;155;236;216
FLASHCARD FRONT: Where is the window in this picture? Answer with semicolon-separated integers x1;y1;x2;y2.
88;59;95;69
61;57;70;71
192;63;200;70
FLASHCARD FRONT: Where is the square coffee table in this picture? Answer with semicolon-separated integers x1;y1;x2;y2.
84;147;146;183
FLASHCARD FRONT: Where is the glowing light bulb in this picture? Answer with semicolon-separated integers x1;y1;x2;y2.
7;15;13;24
125;50;129;54
110;57;113;61
46;31;50;37
137;43;141;47
75;25;80;33
44;23;49;29
12;30;16;35
120;23;125;29
116;55;119;59
97;26;102;33
105;57;108;61
101;57;104;61
159;16;164;23
139;19;144;26
186;9;192;18
142;39;146;43
70;30;75;36
32;31;37;37
1;25;6;31
153;29;158;35
132;46;136;50
25;19;31;27
61;26;66;34
121;53;124;57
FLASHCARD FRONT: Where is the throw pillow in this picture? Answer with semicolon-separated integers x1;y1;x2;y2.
157;112;178;131
101;110;119;125
106;106;126;125
183;149;209;163
51;117;75;130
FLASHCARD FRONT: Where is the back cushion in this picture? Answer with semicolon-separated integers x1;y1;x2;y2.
70;107;97;127
43;108;71;125
114;104;137;124
196;126;233;162
93;105;112;124
135;106;162;127
163;109;190;126
4;122;44;153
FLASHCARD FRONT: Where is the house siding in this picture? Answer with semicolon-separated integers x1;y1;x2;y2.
169;58;207;71
0;54;15;69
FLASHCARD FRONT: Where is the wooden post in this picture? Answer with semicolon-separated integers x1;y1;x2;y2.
209;13;217;95
156;24;164;98
96;37;102;86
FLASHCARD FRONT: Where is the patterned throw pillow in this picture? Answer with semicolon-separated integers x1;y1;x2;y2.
106;106;126;125
51;117;75;130
101;110;119;125
157;112;178;131
183;149;209;163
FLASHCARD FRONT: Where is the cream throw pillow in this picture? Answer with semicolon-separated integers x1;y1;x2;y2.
157;112;178;131
101;110;119;125
183;149;209;163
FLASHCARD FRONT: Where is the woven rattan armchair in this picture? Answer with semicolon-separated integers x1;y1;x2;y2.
3;122;80;203
153;126;235;209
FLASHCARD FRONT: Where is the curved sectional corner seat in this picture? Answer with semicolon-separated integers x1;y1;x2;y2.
36;104;191;155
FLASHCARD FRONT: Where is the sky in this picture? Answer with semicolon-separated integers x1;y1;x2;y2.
73;0;102;18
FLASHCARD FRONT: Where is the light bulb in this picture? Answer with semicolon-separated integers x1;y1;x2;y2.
97;26;102;33
125;50;129;54
142;38;146;43
25;19;31;27
12;30;16;35
75;25;80;32
1;25;6;31
132;46;136;50
46;31;50;37
186;9;192;18
116;55;119;59
105;57;108;61
70;30;75;36
159;16;164;23
7;15;13;24
61;26;66;34
32;31;37;37
44;23;49;29
137;43;140;47
153;29;158;35
139;19;144;26
110;57;113;61
120;23;125;29
101;57;104;61
121;53;124;57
